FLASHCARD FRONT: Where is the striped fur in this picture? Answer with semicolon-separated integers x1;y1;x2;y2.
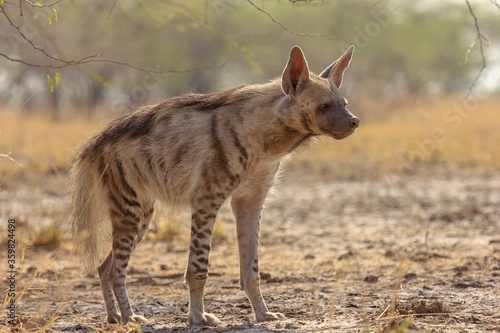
71;45;359;325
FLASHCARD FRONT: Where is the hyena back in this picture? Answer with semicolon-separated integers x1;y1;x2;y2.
71;45;359;325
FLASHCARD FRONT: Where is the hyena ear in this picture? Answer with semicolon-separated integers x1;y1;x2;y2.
282;46;310;96
319;45;355;88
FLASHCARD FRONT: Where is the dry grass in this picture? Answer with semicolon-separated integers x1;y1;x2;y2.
0;110;108;186
31;224;64;249
1;96;499;186
212;218;230;246
146;207;229;247
148;210;183;242
0;218;62;250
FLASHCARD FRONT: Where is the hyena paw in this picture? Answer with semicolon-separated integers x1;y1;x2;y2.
107;312;122;324
123;314;148;324
188;312;221;326
256;311;286;322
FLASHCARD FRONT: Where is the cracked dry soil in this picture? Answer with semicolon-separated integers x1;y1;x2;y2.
1;168;499;332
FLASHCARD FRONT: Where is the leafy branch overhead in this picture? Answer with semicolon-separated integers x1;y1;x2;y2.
0;0;229;77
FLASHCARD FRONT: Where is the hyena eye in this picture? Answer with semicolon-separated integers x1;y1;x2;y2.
320;103;331;109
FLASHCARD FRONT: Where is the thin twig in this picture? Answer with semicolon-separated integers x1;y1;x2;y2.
0;52;97;68
464;0;488;97
369;0;383;10
0;5;67;65
89;56;232;74
246;0;339;41
23;0;64;8
376;303;391;320
288;0;322;4
489;0;500;10
106;0;117;20
0;152;23;167
0;51;231;74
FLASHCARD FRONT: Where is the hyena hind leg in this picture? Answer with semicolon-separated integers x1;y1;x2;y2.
98;251;121;323
98;201;154;324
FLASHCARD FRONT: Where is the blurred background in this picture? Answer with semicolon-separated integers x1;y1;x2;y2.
0;0;499;182
1;0;499;113
0;4;499;330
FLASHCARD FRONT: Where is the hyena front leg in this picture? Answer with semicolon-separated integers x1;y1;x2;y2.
231;177;286;322
185;194;226;326
99;194;154;324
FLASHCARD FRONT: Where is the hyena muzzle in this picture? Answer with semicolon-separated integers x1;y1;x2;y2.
71;45;359;325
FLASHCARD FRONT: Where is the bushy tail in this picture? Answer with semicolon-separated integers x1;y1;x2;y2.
70;154;111;273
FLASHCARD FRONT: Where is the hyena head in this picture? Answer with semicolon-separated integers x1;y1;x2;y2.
279;45;359;140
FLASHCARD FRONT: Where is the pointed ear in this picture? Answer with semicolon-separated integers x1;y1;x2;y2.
320;45;355;88
282;46;310;96
318;60;339;79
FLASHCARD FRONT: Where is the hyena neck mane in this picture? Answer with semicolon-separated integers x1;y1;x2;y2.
168;79;315;158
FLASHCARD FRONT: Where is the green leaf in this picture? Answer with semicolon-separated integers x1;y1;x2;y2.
48;16;52;25
47;75;54;94
34;1;43;7
0;0;5;7
54;72;62;86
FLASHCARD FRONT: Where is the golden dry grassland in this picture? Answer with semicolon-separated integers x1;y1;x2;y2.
0;112;104;185
1;96;499;186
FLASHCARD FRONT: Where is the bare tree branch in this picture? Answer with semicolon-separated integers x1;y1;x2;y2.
22;0;63;8
287;0;323;4
106;0;118;20
368;0;383;10
2;0;338;77
464;0;489;97
1;5;66;65
246;0;339;41
489;0;500;10
90;56;232;75
0;1;230;75
0;51;231;74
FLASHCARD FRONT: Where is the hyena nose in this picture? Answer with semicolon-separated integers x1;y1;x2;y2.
348;117;360;129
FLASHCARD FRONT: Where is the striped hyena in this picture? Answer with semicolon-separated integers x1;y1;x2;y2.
71;45;359;326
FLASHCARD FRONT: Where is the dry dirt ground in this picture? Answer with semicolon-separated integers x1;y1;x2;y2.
1;167;499;332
